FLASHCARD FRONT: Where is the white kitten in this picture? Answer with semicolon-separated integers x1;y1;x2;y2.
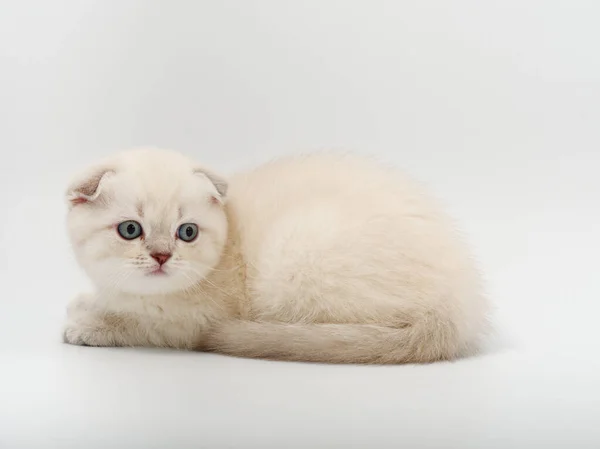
63;148;489;363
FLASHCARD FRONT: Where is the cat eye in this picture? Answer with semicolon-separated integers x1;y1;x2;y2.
117;220;143;240
177;223;199;242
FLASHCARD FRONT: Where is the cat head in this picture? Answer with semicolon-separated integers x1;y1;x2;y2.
66;148;229;296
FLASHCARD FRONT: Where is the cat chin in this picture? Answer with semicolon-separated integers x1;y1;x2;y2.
118;283;195;296
97;273;200;297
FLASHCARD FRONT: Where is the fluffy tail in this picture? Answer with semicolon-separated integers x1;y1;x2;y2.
205;316;468;364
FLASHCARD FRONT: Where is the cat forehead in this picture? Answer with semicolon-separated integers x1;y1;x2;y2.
99;176;214;222
108;169;215;200
119;190;212;215
134;195;208;218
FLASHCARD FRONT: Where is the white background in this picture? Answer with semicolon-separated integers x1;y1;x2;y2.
1;1;599;448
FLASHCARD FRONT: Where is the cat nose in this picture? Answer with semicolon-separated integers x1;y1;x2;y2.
151;252;172;265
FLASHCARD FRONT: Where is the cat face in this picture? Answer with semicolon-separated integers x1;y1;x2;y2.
66;149;228;296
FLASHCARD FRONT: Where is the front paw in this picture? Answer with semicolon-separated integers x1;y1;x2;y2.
62;320;115;347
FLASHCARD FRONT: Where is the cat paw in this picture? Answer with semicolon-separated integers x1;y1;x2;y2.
62;321;114;347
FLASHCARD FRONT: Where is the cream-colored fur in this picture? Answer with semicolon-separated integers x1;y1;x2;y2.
63;148;489;364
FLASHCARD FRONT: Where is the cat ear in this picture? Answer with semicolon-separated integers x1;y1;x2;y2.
193;167;228;202
66;165;114;206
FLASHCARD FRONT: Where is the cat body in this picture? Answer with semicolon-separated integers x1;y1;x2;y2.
64;149;488;363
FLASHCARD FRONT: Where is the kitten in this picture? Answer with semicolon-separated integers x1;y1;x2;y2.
63;148;489;364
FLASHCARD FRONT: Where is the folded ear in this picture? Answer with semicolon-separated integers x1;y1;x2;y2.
66;164;114;206
193;167;228;200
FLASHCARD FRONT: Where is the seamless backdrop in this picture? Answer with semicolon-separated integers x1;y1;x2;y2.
1;1;599;448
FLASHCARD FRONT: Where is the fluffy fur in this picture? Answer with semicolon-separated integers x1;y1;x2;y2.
63;148;489;364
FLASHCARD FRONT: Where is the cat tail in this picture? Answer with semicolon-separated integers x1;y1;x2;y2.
205;315;471;364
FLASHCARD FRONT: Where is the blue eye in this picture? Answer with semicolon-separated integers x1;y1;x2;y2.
177;223;198;242
117;221;143;240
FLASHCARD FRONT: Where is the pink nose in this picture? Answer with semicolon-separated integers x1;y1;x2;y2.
151;253;171;265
